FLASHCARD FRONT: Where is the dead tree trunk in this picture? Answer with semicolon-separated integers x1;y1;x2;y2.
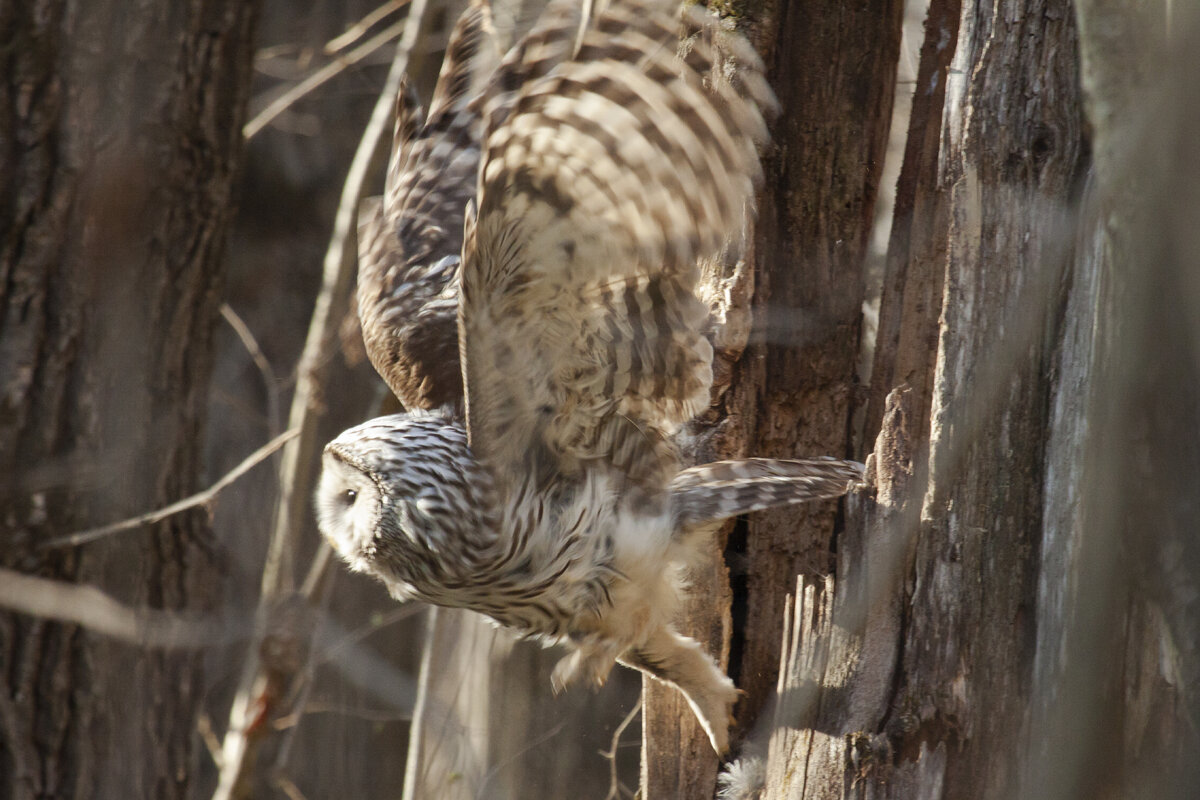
0;1;259;797
750;0;1200;799
1034;2;1200;796
639;0;903;795
764;0;1087;795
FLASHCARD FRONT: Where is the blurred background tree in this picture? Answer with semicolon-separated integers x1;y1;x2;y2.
0;0;258;797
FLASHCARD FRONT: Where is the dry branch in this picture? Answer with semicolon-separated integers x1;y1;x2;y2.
0;568;249;648
40;428;299;550
325;0;407;54
221;303;283;436
603;694;642;800
244;16;408;140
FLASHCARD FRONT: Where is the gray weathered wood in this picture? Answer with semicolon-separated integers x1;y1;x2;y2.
1024;3;1200;796
763;0;1089;796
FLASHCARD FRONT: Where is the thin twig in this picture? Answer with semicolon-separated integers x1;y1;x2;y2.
401;608;437;800
221;303;282;437
269;570;338;774
41;428;299;550
272;775;308;800
313;603;420;666
299;541;333;599
255;43;306;64
244;19;406;140
273;701;413;730
210;386;271;428
602;691;643;800
198;712;226;769
259;5;422;600
325;0;407;54
576;0;594;53
0;568;248;649
474;719;569;800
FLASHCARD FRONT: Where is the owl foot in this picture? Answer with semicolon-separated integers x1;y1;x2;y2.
551;646;619;694
620;625;739;755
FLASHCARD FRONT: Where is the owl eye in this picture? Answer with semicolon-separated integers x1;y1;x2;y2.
342;489;358;505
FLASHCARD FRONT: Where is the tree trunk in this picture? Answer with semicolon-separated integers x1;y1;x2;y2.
1036;2;1200;796
640;0;903;795
763;0;1088;795
0;0;259;797
744;0;1200;799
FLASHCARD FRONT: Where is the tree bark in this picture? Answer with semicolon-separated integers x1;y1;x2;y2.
734;0;1200;797
1028;3;1200;797
871;1;1086;794
757;0;1198;796
640;0;903;795
766;0;1088;793
0;0;259;797
732;0;902;727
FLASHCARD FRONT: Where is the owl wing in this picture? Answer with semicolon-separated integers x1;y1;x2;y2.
460;0;775;496
356;2;497;410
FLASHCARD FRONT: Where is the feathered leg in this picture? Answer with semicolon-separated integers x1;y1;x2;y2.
619;625;739;754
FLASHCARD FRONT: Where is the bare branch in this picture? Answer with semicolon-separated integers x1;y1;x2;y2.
300;540;333;599
273;701;413;730
603;692;643;800
313;603;421;666
41;428;299;550
474;720;569;800
221;302;282;436
325;0;408;55
198;712;226;770
273;775;309;800
0;568;248;649
244;19;406;140
259;3;425;599
212;0;433;794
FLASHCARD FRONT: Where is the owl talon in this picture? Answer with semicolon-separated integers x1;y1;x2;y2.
552;647;617;695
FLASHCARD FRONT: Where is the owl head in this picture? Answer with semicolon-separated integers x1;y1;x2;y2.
315;409;491;592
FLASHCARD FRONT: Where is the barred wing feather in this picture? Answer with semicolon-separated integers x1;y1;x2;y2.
460;0;775;494
357;3;497;409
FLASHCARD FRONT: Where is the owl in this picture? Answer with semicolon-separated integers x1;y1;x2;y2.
317;0;863;754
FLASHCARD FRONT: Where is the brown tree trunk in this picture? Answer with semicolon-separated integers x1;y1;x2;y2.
0;0;259;797
639;0;903;796
731;0;903;729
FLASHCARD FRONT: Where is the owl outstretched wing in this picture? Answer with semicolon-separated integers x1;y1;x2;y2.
460;0;775;496
356;3;497;410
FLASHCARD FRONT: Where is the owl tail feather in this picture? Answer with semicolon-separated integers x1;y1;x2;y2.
668;457;865;529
